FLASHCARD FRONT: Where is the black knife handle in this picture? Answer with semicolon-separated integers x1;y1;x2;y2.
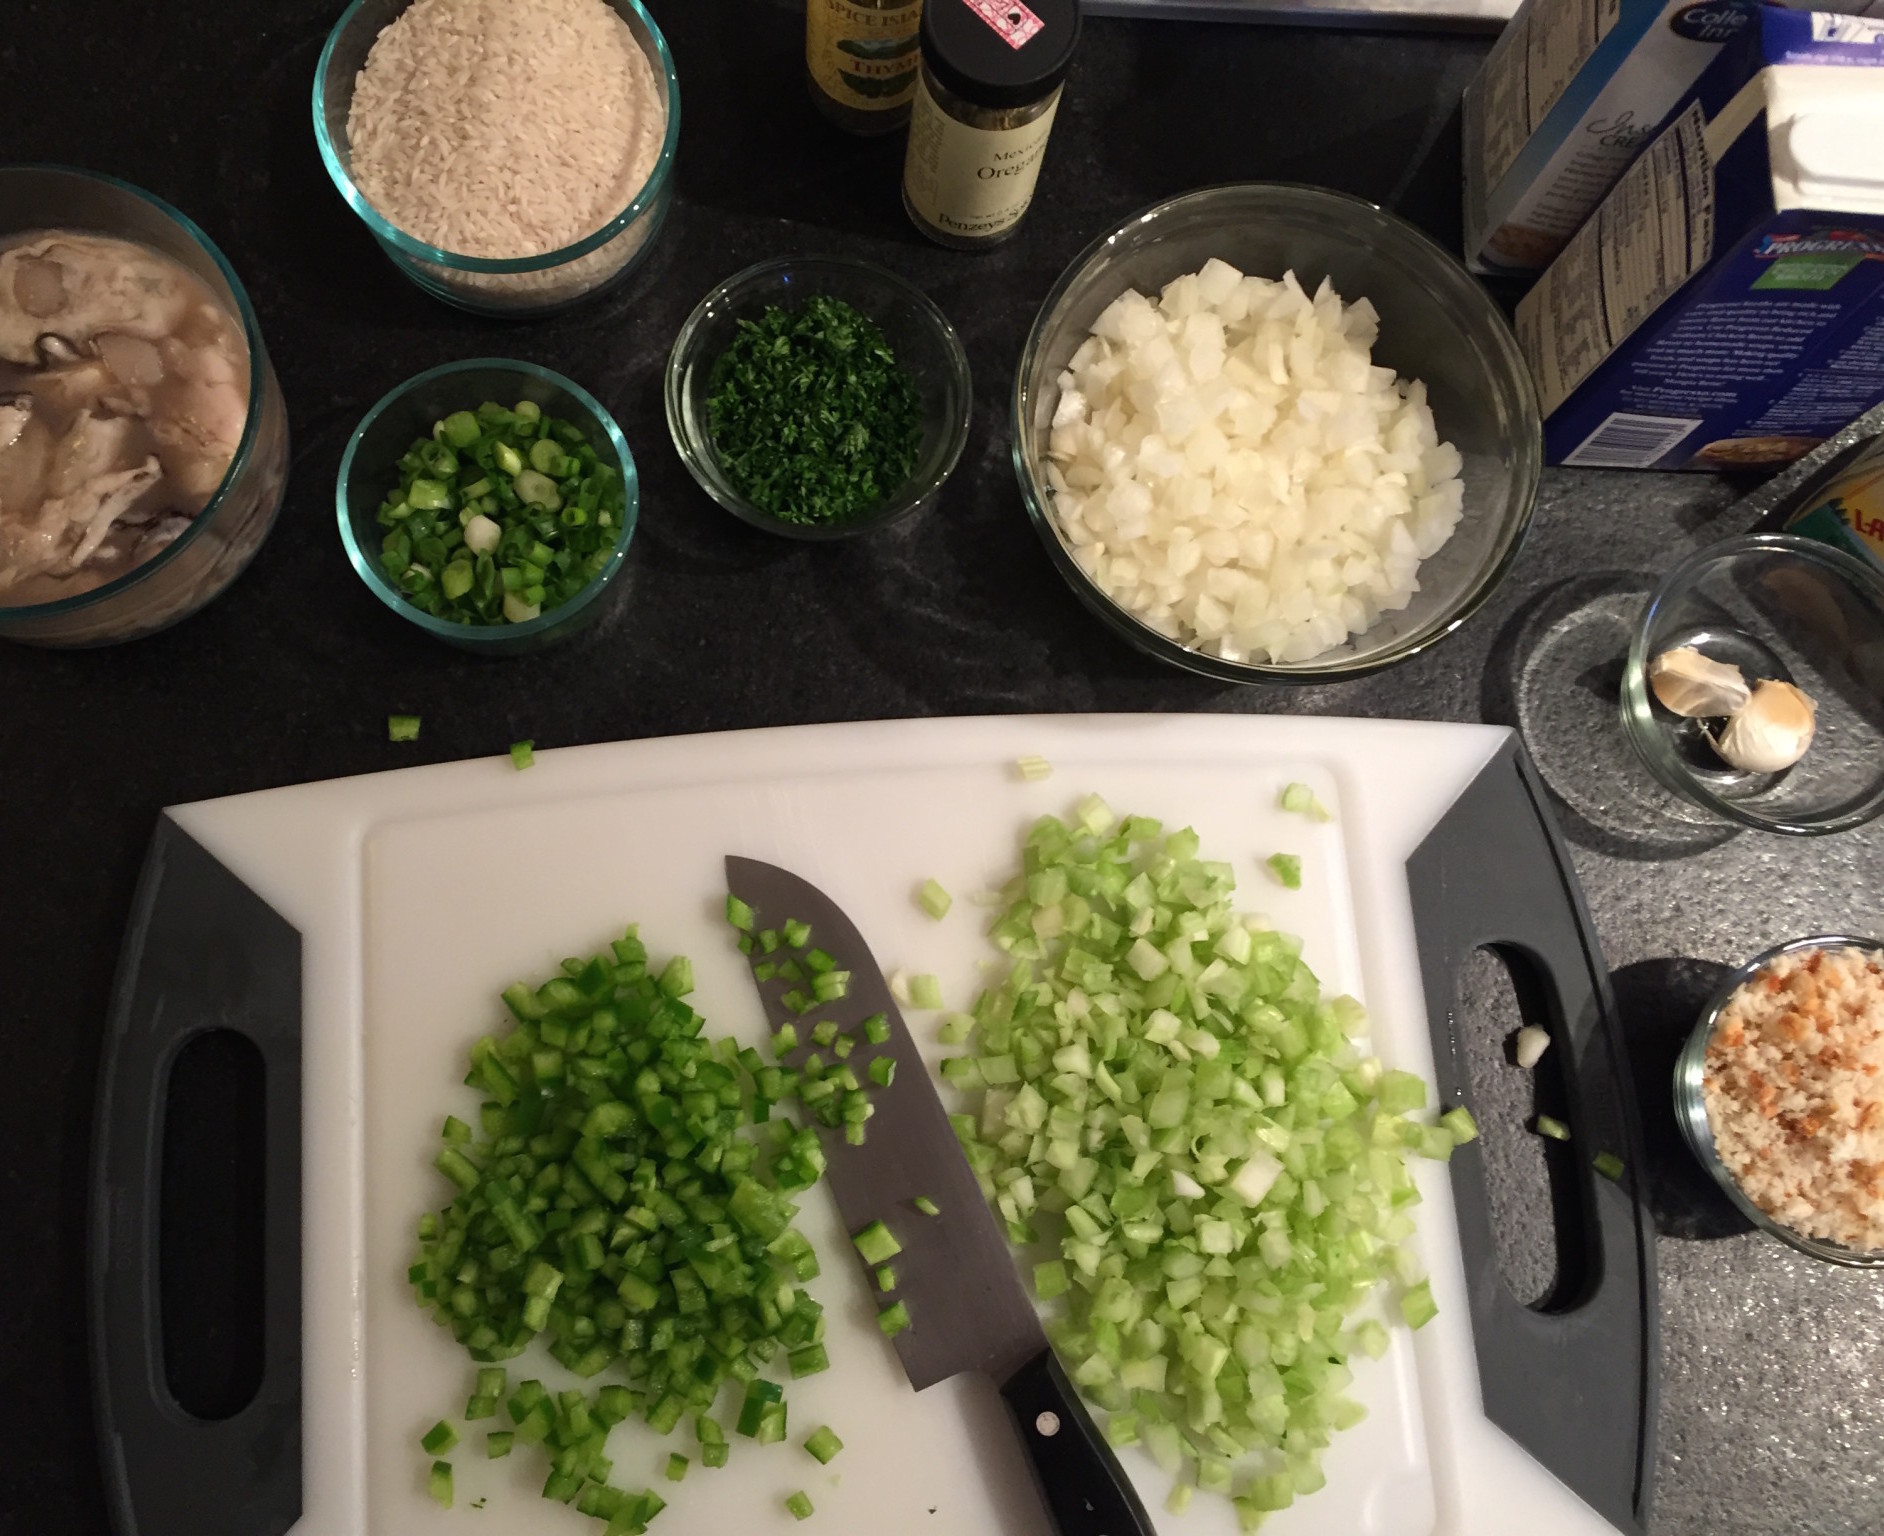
90;816;303;1536
1000;1347;1156;1536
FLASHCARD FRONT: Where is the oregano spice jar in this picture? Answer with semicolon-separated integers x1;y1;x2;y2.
901;0;1081;250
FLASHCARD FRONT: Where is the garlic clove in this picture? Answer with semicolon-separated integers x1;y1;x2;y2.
1648;645;1752;718
1711;678;1817;774
1514;1025;1551;1070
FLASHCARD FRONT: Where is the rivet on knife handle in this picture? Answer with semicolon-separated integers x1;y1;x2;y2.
1001;1345;1157;1536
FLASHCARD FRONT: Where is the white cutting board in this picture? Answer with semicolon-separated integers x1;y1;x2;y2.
166;714;1610;1536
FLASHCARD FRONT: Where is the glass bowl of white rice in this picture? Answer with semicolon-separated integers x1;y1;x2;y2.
1012;183;1541;682
313;0;679;317
1676;934;1884;1267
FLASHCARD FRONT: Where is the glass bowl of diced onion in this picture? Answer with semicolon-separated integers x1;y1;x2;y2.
1012;183;1542;683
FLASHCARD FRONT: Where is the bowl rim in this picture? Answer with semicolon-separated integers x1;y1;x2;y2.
335;358;638;644
0;163;274;621
1621;532;1884;836
1009;180;1543;682
1674;932;1884;1267
311;0;681;275
662;255;974;542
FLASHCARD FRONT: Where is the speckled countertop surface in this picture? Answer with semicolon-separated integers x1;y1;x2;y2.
1;2;1879;1532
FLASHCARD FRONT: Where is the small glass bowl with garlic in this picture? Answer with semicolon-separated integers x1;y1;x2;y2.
1623;534;1884;834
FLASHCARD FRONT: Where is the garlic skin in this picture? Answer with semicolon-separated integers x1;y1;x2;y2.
1711;679;1817;773
1649;646;1751;718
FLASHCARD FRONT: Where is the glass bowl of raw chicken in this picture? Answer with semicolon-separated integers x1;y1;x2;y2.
1012;184;1541;681
0;166;289;646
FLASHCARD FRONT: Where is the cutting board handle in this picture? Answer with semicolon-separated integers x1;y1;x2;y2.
89;816;302;1536
1406;738;1657;1536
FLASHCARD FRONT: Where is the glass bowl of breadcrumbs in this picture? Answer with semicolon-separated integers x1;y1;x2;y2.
1677;935;1884;1266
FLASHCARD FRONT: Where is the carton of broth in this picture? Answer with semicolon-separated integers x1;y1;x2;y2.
1516;7;1884;470
1463;0;1763;274
1462;0;1884;275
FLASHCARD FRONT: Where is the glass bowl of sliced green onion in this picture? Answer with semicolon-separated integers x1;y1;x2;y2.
337;359;638;655
664;257;973;540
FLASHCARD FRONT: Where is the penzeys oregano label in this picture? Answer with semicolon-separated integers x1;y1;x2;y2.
903;73;1061;242
807;0;922;113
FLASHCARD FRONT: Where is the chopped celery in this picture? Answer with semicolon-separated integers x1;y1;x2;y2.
509;740;534;770
1016;755;1053;781
876;1265;897;1292
1400;1279;1437;1329
1440;1106;1479;1144
918;801;1444;1522
428;1460;453;1508
665;1453;689;1482
878;1301;911;1338
420;1420;458;1455
1593;1151;1625;1181
912;1196;940;1217
908;974;944;1010
1265;852;1302;889
786;1490;815;1521
1535;1115;1571;1141
1279;782;1333;822
388;714;421;743
804;1425;844;1464
918;879;953;919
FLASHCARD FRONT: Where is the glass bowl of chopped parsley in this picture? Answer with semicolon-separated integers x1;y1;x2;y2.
664;257;972;539
337;359;637;654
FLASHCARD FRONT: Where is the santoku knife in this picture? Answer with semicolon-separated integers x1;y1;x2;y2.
726;856;1156;1536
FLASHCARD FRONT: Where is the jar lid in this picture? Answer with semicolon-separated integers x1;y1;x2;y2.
921;0;1081;112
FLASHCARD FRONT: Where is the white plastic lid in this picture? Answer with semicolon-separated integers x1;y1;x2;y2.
1766;63;1884;214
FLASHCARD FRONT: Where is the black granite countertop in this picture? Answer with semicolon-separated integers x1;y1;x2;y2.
3;2;1880;1532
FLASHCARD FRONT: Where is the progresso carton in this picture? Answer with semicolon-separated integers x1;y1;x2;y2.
1516;7;1884;470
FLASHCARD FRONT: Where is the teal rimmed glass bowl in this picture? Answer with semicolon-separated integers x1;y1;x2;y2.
312;0;679;317
1675;934;1884;1266
664;257;973;540
0;165;290;647
1012;183;1541;682
337;360;637;655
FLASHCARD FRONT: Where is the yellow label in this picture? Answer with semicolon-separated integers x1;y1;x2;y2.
807;0;922;113
903;75;1060;242
1792;442;1884;570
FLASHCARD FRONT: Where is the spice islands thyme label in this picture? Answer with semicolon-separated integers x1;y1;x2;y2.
808;0;922;112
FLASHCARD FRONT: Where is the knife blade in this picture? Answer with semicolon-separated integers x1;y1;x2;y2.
726;857;1155;1536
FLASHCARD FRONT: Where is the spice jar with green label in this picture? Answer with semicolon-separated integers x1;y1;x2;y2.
807;0;925;135
902;0;1081;250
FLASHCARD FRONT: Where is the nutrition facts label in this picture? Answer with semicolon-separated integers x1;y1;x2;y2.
1516;101;1714;416
1479;0;1624;191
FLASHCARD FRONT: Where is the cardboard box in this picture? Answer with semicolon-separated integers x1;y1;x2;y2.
1780;432;1884;568
1516;7;1884;470
1462;0;1764;273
